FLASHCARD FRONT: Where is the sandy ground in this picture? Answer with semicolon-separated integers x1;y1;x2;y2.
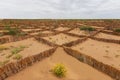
22;29;42;32
68;28;91;36
72;39;120;70
42;33;79;45
29;32;40;36
30;31;53;36
6;47;113;80
22;29;34;32
0;38;52;64
95;32;120;40
41;30;53;33
55;27;70;31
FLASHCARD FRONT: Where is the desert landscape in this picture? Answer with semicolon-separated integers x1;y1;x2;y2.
0;19;120;80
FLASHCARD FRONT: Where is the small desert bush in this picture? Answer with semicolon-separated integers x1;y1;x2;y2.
13;54;22;60
52;63;67;78
80;26;95;31
4;26;20;36
4;26;26;36
11;46;26;54
114;28;120;32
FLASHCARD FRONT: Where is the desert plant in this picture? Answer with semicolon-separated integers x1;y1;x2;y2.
80;26;95;31
114;28;120;32
52;63;67;78
4;25;20;36
11;45;26;54
13;54;22;60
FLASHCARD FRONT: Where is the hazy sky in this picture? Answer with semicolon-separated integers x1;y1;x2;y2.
0;0;120;19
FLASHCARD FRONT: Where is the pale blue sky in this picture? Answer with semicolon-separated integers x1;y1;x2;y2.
0;0;120;19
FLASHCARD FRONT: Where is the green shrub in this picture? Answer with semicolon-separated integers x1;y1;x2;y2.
5;26;27;36
13;54;22;60
52;63;67;77
114;28;120;32
11;45;26;54
80;26;95;31
4;26;21;36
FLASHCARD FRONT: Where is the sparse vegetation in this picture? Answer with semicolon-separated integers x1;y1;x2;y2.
6;46;26;58
52;63;67;78
11;46;26;54
13;54;22;60
0;20;120;80
80;26;95;31
4;25;26;36
114;28;120;32
4;25;20;36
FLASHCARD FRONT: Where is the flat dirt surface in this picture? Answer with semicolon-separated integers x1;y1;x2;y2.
6;47;113;80
22;29;34;31
54;27;70;31
30;31;53;36
68;28;91;36
41;30;53;33
72;39;120;70
22;29;42;32
42;33;80;45
95;32;120;40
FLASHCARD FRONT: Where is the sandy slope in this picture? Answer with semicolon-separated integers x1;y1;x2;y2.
6;47;113;80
